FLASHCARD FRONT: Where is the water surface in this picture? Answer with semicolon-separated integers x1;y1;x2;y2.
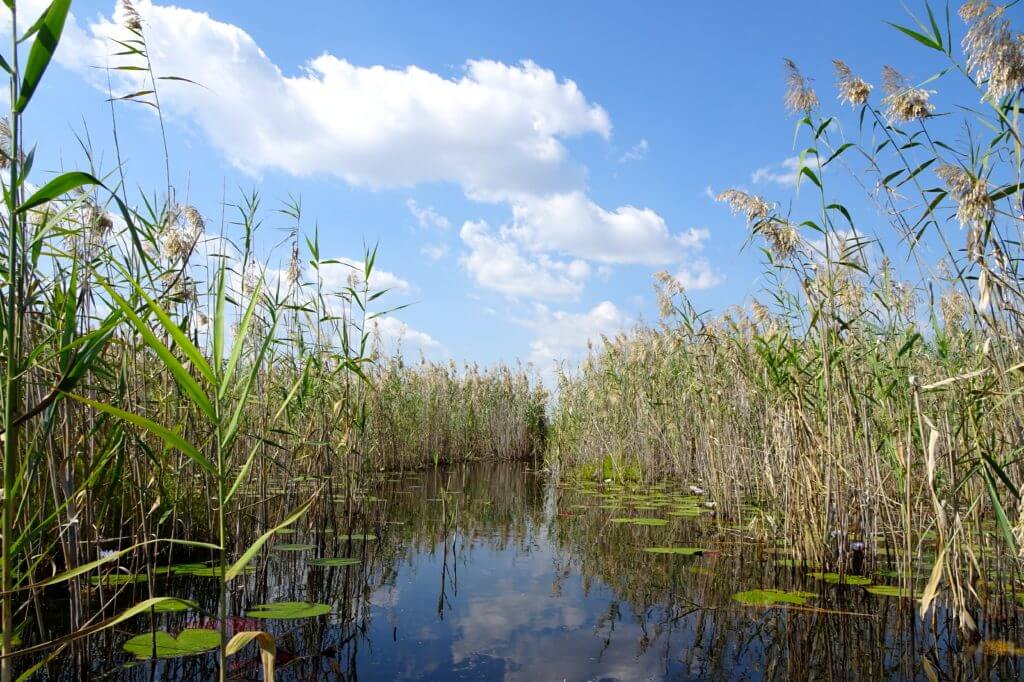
50;463;1024;680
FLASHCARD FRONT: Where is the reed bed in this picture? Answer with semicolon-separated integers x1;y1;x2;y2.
548;1;1024;631
0;1;544;676
361;359;547;469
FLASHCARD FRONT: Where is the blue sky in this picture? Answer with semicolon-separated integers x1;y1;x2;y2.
15;0;971;374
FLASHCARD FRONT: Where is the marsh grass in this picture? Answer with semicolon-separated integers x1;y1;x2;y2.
549;1;1024;632
0;1;545;677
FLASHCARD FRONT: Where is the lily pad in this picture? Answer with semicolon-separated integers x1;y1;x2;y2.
153;598;194;613
609;518;668;526
273;543;317;552
308;557;361;567
733;589;816;606
643;547;706;556
337;534;377;541
123;629;221;659
90;572;147;586
808;571;872;586
175;564;255;578
246;601;331;619
866;585;909;598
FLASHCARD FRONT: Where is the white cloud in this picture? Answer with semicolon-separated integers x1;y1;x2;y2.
420;243;449;260
56;2;609;200
522;301;630;371
752;155;822;187
370;316;447;359
36;1;725;319
44;2;706;272
508;191;708;265
315;257;411;294
406;199;451;230
673;260;724;290
460;220;589;300
618;138;648;163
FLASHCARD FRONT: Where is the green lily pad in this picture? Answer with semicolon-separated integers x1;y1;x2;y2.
609;517;668;526
246;601;331;619
337;534;377;541
808;571;872;586
866;585;909;598
643;547;706;556
733;589;816;606
153;598;193;613
90;572;147;586
273;543;317;552
175;564;255;578
123;629;221;659
308;557;360;567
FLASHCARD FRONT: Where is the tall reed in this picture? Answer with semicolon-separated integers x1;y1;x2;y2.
549;1;1024;631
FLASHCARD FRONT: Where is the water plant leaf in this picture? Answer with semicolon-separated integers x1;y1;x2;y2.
609;517;668;526
643;547;705;555
123;629;221;659
808;571;872;586
337;533;377;541
272;543;316;552
153;598;193;613
866;585;909;598
308;557;360;567
246;601;331;619
732;589;816;606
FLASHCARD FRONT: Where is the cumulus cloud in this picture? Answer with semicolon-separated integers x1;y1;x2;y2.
673;259;724;290
406;199;451;231
521;301;630;370
420;243;449;260
752;155;823;187
460;220;589;300
370;316;447;359
53;2;607;199
40;1;709;272
618;138;649;163
314;257;411;294
508;191;709;265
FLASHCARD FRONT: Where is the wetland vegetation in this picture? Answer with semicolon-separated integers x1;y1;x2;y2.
3;0;1024;679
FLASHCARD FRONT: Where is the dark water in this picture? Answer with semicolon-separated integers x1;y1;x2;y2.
35;463;1024;680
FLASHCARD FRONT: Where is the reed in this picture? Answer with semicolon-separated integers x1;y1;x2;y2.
548;1;1024;632
0;1;545;676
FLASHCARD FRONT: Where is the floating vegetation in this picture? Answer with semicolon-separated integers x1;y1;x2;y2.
273;543;317;552
308;557;361;567
866;585;909;598
609;518;668;526
808;572;872;586
246;601;332;619
643;547;706;555
732;589;817;607
122;629;221;659
337;534;378;541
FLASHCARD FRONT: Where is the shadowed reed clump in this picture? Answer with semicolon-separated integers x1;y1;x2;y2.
549;1;1024;637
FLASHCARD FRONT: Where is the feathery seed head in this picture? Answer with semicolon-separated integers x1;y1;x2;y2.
882;66;935;122
936;164;994;228
717;189;772;222
784;58;819;114
961;1;1024;101
833;59;873;106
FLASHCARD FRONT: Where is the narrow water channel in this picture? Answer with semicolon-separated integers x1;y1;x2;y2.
58;462;1024;680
